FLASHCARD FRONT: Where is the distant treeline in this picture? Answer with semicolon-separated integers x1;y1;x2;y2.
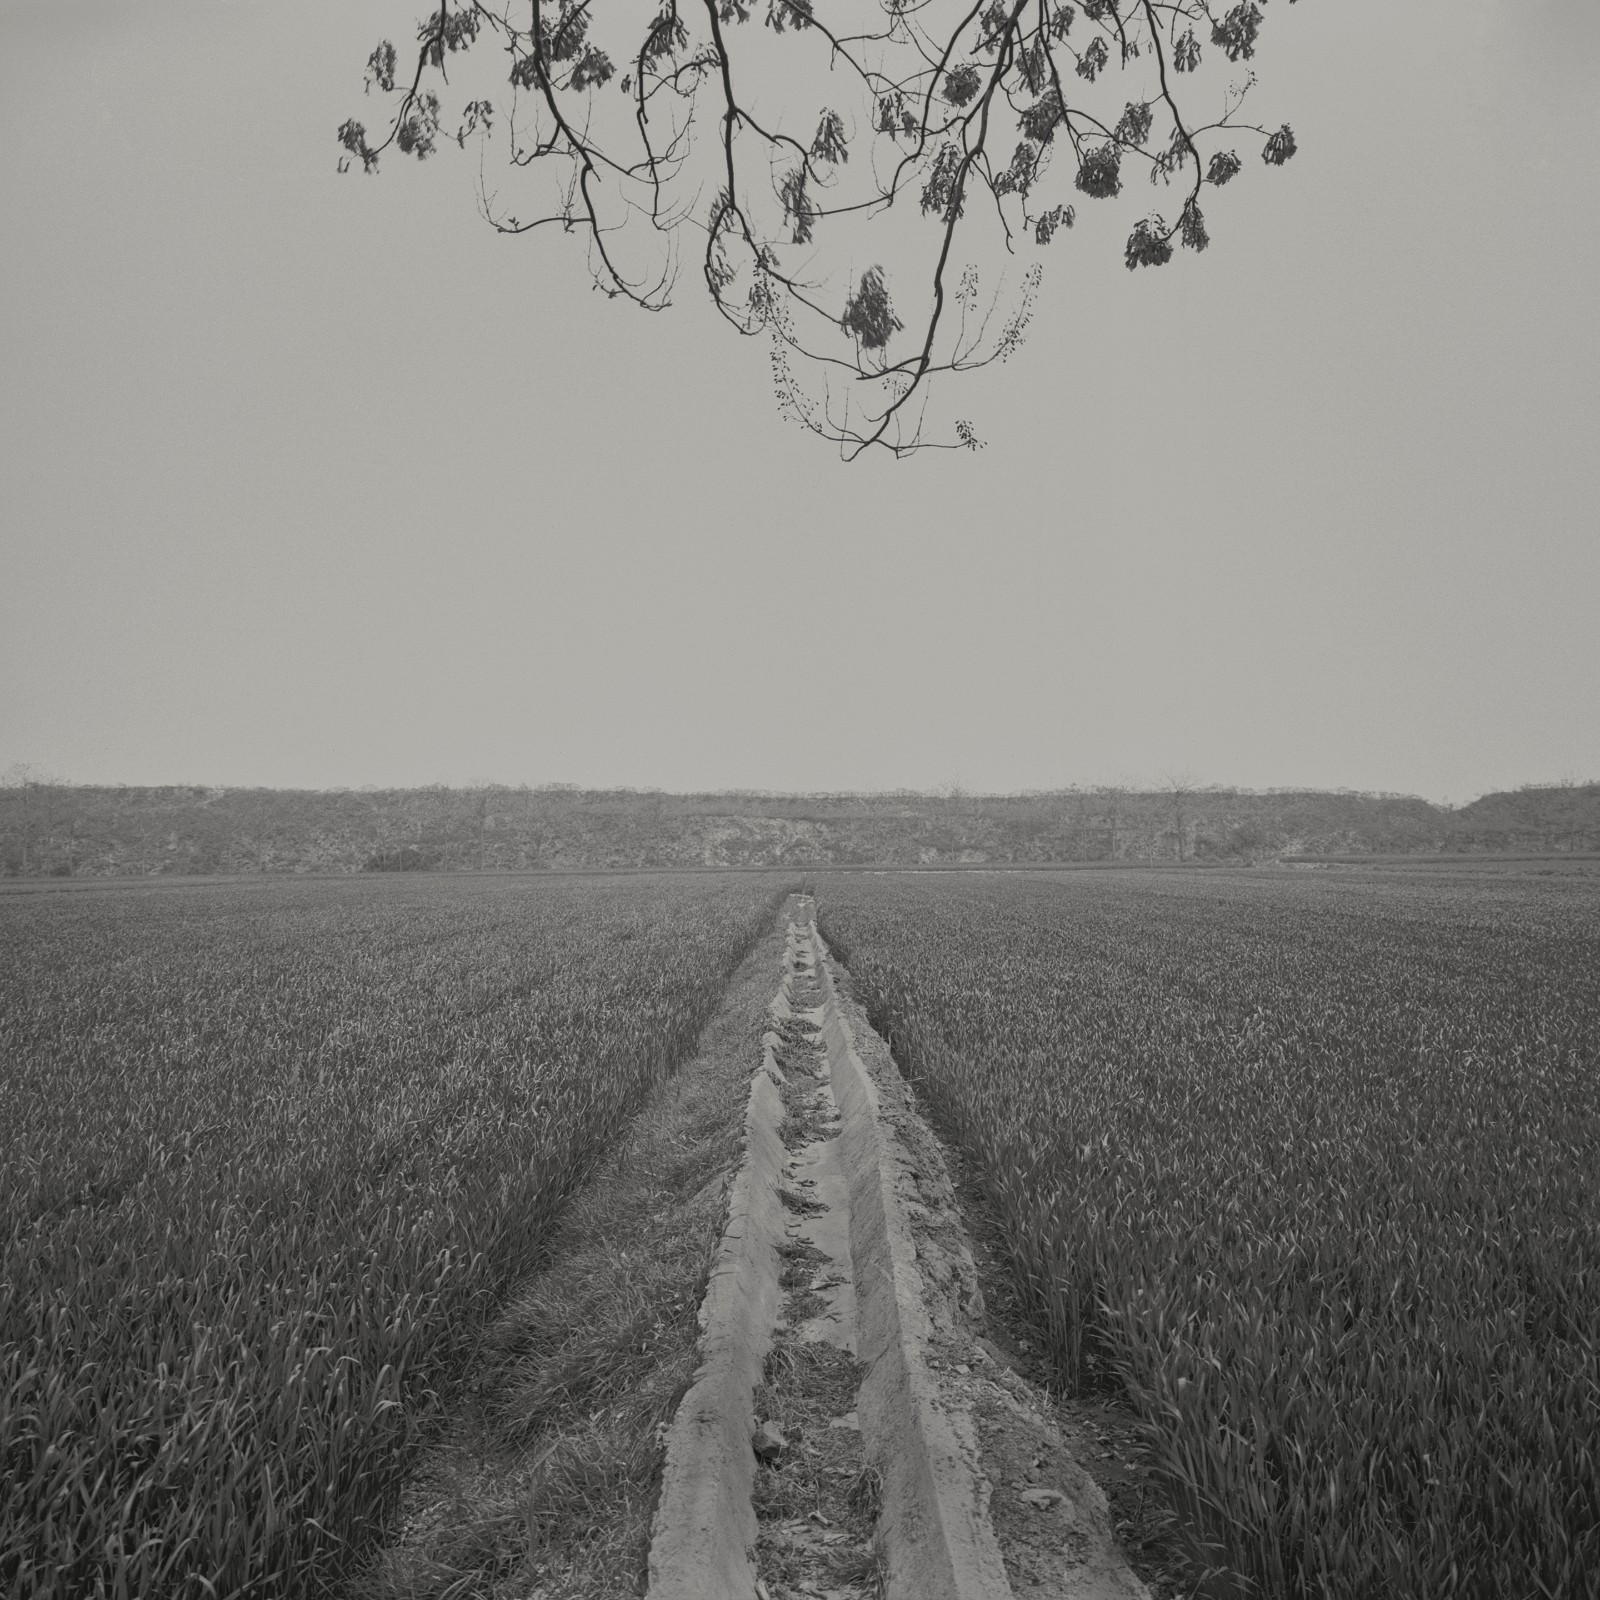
3;780;1597;877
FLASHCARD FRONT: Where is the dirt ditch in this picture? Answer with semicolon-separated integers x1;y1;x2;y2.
649;902;1149;1600
752;969;878;1599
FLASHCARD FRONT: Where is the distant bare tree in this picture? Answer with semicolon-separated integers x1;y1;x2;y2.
1100;779;1130;860
340;0;1300;455
1;763;66;875
1164;769;1198;861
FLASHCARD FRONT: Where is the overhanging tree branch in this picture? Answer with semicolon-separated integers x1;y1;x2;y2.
340;0;1302;456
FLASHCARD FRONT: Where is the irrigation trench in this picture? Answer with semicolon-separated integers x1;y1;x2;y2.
647;897;1148;1600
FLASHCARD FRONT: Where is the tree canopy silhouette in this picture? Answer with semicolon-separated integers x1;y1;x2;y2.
340;1;1300;455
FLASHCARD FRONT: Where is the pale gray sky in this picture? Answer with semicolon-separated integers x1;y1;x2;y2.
2;0;1596;801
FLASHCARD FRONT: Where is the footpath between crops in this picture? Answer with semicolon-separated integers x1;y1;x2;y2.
356;894;1153;1600
647;897;1149;1600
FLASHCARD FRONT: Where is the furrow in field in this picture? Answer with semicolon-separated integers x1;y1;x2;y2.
649;897;1147;1600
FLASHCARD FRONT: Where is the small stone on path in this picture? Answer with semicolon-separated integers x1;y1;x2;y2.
1019;1486;1067;1510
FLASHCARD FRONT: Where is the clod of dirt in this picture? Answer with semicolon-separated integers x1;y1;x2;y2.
753;1420;788;1463
973;1336;1013;1370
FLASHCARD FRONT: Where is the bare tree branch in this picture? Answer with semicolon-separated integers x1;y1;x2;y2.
339;0;1301;455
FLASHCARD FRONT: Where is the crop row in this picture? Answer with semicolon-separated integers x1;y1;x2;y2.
0;873;788;1598
817;868;1600;1600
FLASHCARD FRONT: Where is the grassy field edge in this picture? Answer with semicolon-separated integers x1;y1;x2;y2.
351;905;794;1600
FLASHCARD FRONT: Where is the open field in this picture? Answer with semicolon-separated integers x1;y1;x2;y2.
816;867;1600;1599
4;864;1597;1599
0;873;787;1597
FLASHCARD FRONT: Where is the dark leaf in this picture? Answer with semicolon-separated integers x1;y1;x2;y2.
364;42;397;95
840;266;902;350
705;190;739;292
1017;40;1048;96
642;12;690;66
568;46;615;91
336;119;380;174
1035;203;1075;244
456;100;494;147
812;110;848;164
1206;149;1242;186
1019;88;1064;144
1125;215;1173;269
421;7;482;67
1114;101;1153;148
395;92;442;160
977;1;1013;54
767;0;814;33
1262;124;1297;165
1179;196;1208;251
443;10;482;52
944;65;982;108
779;167;813;244
1076;37;1109;82
921;144;966;219
545;4;590;64
1149;126;1189;185
994;142;1037;197
1210;3;1262;63
1075;142;1122;199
